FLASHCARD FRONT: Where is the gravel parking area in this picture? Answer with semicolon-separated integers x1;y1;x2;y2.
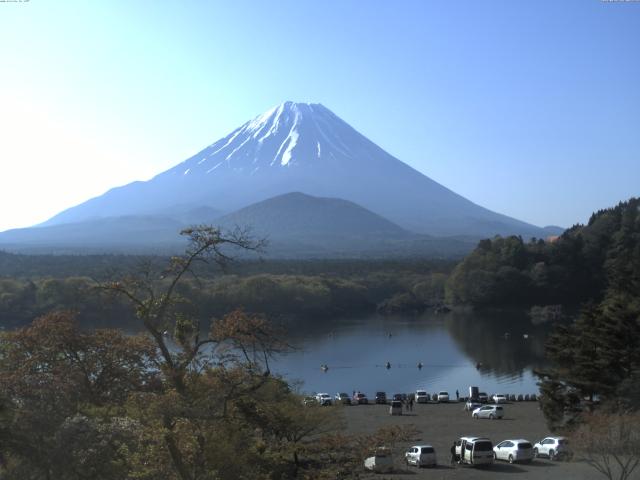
342;401;625;480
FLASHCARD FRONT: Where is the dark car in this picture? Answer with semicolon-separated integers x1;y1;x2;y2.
335;392;352;405
375;392;387;404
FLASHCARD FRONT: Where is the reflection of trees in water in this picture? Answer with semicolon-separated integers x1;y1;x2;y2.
444;309;549;376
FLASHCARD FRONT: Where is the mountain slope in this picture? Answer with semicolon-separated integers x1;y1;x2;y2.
40;101;551;238
0;216;187;253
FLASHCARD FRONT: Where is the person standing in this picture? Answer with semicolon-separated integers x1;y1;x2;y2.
408;397;414;411
456;389;459;401
450;441;457;465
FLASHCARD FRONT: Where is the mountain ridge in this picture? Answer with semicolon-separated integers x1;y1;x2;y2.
0;192;476;257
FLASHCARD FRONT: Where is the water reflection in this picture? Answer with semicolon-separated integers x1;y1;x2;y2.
270;311;549;397
444;309;548;376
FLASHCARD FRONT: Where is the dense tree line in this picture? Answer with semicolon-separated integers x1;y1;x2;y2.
0;269;452;329
445;198;640;309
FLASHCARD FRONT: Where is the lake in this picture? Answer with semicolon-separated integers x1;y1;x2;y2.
271;310;549;399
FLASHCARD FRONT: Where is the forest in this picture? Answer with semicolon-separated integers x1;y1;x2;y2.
445;198;640;311
0;255;453;329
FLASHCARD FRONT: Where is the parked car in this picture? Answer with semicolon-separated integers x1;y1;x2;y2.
431;393;438;401
478;392;489;403
437;391;449;403
493;439;534;464
492;394;508;404
389;400;403;415
455;437;494;466
392;393;404;402
375;391;387;404
465;400;482;411
524;394;531;401
364;447;393;472
315;393;332;406
472;405;504;419
353;392;368;404
405;445;437;467
533;437;571;461
508;394;516;402
416;390;429;403
335;392;351;405
517;394;524;401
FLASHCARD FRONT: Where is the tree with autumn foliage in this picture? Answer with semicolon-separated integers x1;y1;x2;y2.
0;311;159;479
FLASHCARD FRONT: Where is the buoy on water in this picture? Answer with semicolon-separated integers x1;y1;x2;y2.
385;361;391;369
321;364;329;372
417;362;423;369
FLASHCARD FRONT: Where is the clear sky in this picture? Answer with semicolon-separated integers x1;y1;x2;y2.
1;0;638;232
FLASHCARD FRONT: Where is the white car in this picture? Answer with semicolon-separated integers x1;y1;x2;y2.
416;390;429;403
533;437;571;461
364;447;393;472
315;393;332;406
437;391;449;403
493;439;534;464
405;444;436;467
472;405;504;419
492;394;508;404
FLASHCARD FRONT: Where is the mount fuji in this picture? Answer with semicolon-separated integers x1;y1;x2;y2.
1;101;560;255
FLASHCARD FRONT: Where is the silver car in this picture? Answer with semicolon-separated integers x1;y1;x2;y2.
472;405;504;419
405;445;437;467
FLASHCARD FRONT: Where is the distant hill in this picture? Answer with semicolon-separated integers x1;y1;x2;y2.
215;192;475;258
217;192;407;239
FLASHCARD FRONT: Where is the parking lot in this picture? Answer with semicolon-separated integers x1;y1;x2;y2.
342;400;621;479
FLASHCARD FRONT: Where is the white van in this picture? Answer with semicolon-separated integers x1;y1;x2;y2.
455;437;494;466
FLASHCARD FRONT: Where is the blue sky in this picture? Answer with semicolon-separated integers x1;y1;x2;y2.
1;0;638;232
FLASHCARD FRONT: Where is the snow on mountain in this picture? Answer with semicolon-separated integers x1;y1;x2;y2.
40;101;547;238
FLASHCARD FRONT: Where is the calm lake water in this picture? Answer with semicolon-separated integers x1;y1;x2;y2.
271;310;548;399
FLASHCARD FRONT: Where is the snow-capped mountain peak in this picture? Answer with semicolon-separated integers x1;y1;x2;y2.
39;101;550;239
175;101;360;176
